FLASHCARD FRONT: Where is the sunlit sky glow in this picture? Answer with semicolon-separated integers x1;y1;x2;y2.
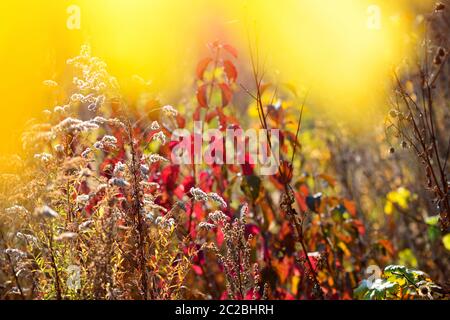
0;0;434;153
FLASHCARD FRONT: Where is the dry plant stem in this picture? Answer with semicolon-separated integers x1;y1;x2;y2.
126;121;149;299
246;35;324;298
393;66;449;229
0;231;25;300
45;223;62;300
283;187;324;300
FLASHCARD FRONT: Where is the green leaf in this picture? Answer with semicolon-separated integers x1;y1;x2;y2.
353;280;369;299
427;225;441;242
425;215;440;226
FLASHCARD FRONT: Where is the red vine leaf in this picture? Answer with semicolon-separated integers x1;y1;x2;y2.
196;84;208;108
223;44;238;58
219;83;232;107
196;57;213;80
223;60;238;82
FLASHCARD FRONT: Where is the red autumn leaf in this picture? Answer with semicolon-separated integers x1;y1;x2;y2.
223;44;238;58
274;288;295;300
216;227;224;247
299;184;310;196
223;60;237;82
294;191;308;212
246;289;260;300
198;171;214;192
245;224;260;237
218;83;232;107
192;264;203;276
174;175;195;199
241;152;255;176
161;165;180;192
196;84;208;108
352;219;366;236
216;106;231;129
175;113;186;128
193;202;204;220
193;105;202;121
205;109;218;123
278;160;293;184
196;57;213;80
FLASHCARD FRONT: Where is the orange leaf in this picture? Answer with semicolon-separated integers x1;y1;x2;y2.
279;160;293;184
318;173;336;188
196;57;213;80
260;83;272;95
343;199;357;217
272;256;292;284
378;239;395;256
223;44;238;58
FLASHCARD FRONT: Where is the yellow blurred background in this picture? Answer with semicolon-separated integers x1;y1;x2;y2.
0;0;434;154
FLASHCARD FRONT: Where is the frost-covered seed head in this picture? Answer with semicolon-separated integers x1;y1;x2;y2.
198;222;216;230
109;178;130;188
6;205;29;215
150;121;160;130
43;80;58;87
146;153;168;163
190;187;209;201
153;131;167;145
76;194;90;204
113;161;126;176
81;148;92;158
208;210;229;224
35;205;59;219
34;153;53;163
162;105;178;117
208;192;227;208
140;164;149;176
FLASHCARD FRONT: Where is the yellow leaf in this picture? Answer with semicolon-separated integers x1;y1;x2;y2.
384;201;393;215
443;234;450;251
291;275;300;295
338;241;351;257
398;248;418;268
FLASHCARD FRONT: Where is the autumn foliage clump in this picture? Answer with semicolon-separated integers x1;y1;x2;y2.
0;5;450;300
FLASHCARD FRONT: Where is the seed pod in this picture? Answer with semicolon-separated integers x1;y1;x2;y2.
389;109;397;118
434;55;442;65
426;166;432;177
435;2;445;11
